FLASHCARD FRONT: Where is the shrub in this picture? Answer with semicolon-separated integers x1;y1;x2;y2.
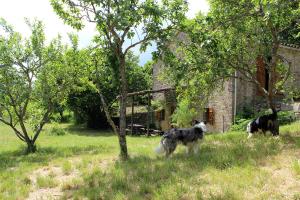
230;118;252;131
47;124;66;136
171;98;198;127
231;110;297;131
277;111;297;125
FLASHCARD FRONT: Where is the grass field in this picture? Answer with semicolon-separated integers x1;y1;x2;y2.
0;122;300;200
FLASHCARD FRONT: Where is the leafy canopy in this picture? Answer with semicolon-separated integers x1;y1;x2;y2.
0;18;72;153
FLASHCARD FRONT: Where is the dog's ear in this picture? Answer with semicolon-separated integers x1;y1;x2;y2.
203;121;207;125
192;119;200;126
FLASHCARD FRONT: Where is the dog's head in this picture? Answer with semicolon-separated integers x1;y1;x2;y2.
194;121;207;133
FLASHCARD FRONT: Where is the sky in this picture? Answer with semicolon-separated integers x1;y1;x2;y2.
0;0;209;65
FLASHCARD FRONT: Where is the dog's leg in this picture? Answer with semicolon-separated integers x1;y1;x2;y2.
186;143;194;154
165;151;171;158
247;133;253;139
165;142;177;157
193;141;199;154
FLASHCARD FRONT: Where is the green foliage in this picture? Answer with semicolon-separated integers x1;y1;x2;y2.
161;0;299;111
207;0;299;99
0;18;71;152
231;109;297;131
62;161;72;175
50;110;73;123
230;119;252;132
36;176;58;188
292;160;300;177
65;47;151;129
171;98;198;127
151;99;164;111
47;123;66;136
51;0;188;159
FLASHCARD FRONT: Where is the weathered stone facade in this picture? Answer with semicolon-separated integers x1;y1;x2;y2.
205;81;235;132
152;60;176;130
152;60;171;101
278;45;300;90
153;44;300;132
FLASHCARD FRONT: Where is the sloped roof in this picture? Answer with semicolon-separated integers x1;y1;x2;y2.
280;43;300;50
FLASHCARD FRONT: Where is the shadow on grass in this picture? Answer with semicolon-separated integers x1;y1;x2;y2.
65;124;115;137
69;134;300;200
0;144;112;172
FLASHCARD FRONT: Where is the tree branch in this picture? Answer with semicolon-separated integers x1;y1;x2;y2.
32;107;51;143
0;117;26;141
124;35;150;55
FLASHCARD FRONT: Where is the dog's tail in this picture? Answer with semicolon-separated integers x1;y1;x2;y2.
154;141;165;154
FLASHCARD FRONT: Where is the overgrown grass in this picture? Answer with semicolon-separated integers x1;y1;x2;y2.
0;121;299;199
292;160;300;177
36;176;58;188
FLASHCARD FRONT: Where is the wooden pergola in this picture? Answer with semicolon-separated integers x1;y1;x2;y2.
126;87;175;136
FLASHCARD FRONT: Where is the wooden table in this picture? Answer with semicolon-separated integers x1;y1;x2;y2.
127;124;146;135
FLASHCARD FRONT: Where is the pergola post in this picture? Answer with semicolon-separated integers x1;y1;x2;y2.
131;96;134;135
147;92;151;136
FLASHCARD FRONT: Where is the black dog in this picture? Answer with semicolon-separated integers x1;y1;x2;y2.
247;108;279;138
155;121;207;157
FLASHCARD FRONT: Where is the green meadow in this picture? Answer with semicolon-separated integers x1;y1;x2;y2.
0;121;299;200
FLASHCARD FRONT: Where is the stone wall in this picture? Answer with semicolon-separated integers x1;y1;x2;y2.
278;45;300;90
152;44;300;132
152;60;171;100
234;45;300;112
152;59;176;131
205;80;234;132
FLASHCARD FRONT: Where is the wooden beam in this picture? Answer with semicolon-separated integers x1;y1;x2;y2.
118;87;175;98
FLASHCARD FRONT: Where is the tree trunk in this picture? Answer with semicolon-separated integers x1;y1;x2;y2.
97;89;119;135
59;110;64;122
118;55;129;160
268;42;279;111
26;140;36;154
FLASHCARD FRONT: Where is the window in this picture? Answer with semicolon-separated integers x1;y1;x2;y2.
155;109;165;121
203;108;214;125
256;56;284;96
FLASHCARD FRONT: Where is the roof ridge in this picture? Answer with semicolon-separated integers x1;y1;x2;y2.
280;42;300;49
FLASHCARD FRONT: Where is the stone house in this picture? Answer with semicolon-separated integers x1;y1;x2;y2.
153;44;300;132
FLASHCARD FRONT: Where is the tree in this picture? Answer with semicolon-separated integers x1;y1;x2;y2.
50;0;187;159
0;19;70;153
65;45;151;129
162;1;299;114
207;0;299;110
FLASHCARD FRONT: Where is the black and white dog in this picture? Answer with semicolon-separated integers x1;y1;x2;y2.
246;108;279;138
155;121;207;157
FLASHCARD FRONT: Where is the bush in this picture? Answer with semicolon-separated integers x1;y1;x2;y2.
277;111;297;125
171;98;198;127
50;110;73;123
231;109;297;131
230;118;252;131
47;124;66;136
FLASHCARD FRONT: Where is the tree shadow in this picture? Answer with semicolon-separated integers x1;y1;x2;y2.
0;144;112;172
65;124;115;137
